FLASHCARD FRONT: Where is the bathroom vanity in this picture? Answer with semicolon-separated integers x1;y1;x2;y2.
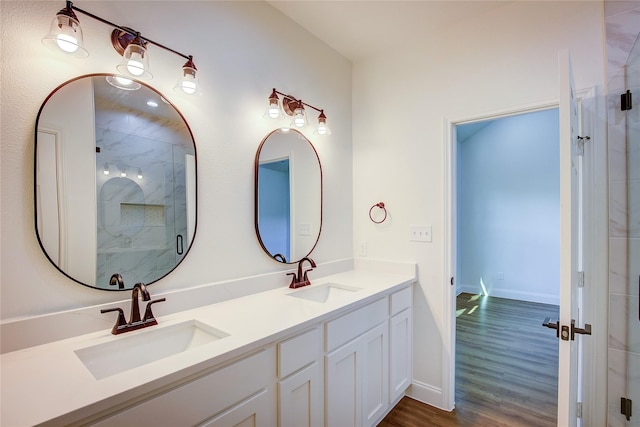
0;266;414;426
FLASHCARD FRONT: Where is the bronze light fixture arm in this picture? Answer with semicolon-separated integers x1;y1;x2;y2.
68;1;192;61
272;88;324;115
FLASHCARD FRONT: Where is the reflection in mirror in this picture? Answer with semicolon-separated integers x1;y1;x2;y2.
255;129;322;263
35;74;197;290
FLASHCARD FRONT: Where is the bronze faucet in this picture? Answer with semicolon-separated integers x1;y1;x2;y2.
101;282;166;335
288;257;317;289
109;273;125;289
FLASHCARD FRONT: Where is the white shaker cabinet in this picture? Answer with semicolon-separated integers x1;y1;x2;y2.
325;298;389;427
277;328;323;427
389;286;413;404
89;348;276;427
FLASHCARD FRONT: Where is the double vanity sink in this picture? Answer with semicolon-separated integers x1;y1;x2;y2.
1;266;415;426
76;282;360;381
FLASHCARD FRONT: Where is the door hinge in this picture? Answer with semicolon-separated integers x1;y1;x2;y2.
621;397;632;421
577;271;584;288
621;90;633;111
576;136;589;156
577;402;583;419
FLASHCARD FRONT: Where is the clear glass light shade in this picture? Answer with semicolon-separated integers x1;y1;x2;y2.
291;106;308;128
264;99;283;119
116;40;152;79
174;60;201;95
314;119;332;136
105;75;141;91
42;12;88;57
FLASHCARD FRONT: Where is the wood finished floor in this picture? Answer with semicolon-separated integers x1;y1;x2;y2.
379;293;559;427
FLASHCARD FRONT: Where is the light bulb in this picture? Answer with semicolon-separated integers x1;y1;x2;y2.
120;171;127;177
180;76;197;95
56;33;79;53
126;58;145;76
294;111;306;127
137;169;143;179
267;102;280;119
175;57;201;96
317;123;328;135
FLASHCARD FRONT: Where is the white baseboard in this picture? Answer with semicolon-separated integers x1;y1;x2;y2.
406;380;451;411
457;283;558;306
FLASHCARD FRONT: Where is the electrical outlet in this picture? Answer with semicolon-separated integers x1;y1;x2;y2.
410;225;432;242
359;241;368;256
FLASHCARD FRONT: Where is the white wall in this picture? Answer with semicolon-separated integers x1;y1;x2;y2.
0;1;351;320
457;109;560;305
352;0;605;409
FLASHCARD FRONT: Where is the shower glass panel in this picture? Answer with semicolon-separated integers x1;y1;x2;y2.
624;30;640;424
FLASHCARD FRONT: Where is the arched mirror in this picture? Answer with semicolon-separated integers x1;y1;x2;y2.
35;74;197;290
255;129;322;263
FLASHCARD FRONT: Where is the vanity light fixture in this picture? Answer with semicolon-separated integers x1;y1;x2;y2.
314;110;332;135
174;56;202;95
43;1;202;95
264;89;284;119
264;88;331;135
137;169;143;180
42;2;88;57
103;163;110;175
114;31;152;79
120;169;127;178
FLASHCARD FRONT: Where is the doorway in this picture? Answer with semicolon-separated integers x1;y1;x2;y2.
450;107;561;422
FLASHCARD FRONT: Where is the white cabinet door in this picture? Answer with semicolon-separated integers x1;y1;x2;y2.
325;321;389;427
389;308;412;403
278;362;322;427
361;321;389;427
90;349;275;427
200;389;272;427
326;339;360;427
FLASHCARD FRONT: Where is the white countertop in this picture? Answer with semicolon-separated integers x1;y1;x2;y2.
0;268;415;426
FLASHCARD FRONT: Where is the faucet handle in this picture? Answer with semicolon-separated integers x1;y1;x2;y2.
302;268;314;283
101;307;127;335
143;298;166;325
287;272;298;288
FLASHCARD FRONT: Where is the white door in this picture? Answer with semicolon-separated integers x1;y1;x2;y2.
556;48;591;427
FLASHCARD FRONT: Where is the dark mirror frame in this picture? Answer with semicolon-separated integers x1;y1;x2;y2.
254;128;323;264
34;74;198;290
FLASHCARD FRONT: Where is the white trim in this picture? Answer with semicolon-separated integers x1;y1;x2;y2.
443;97;561;413
407;380;444;410
443;89;608;424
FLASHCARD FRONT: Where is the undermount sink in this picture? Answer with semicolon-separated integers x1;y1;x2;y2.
287;283;362;303
75;320;229;380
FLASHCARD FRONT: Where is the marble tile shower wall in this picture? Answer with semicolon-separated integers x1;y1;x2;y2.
95;126;188;288
605;1;640;425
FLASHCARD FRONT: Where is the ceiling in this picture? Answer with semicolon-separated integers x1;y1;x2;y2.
267;1;513;61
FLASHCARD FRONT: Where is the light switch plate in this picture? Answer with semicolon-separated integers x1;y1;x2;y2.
410;225;432;242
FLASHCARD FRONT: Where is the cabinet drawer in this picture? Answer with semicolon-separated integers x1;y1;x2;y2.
390;286;412;316
91;347;275;427
278;327;320;378
325;297;387;352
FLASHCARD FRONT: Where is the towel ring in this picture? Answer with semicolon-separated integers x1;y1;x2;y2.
369;202;387;224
